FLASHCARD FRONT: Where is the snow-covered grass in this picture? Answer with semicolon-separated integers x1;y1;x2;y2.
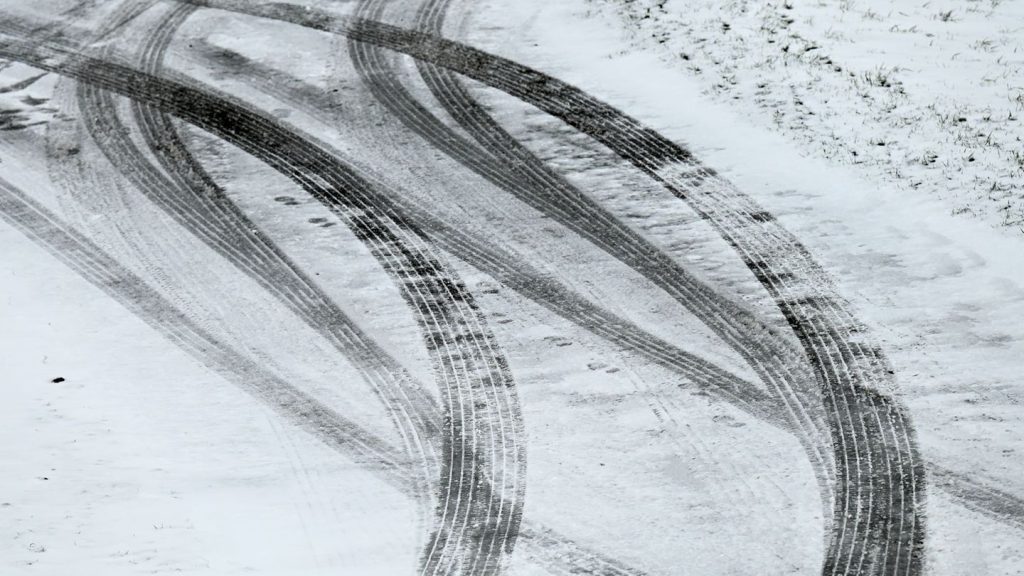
585;0;1024;228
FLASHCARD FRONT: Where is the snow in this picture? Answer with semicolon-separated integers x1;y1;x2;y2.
2;0;1023;574
583;0;1024;229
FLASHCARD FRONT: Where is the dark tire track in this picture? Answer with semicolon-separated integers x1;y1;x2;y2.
184;38;784;432
352;0;837;541
0;171;649;574
60;0;440;512
171;4;925;574
377;0;832;449
12;3;1024;569
414;0;843;518
1;15;668;573
74;0;441;520
15;1;1024;570
0;30;526;576
192;18;1024;550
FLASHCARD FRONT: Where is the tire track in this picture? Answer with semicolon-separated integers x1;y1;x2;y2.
0;31;527;575
171;4;925;574
928;464;1024;533
0;22;667;574
381;0;831;456
238;6;1024;547
354;0;837;535
17;154;1023;576
1;170;650;574
369;13;919;576
184;39;781;424
413;0;841;506
7;3;1023;566
80;77;442;518
75;0;440;521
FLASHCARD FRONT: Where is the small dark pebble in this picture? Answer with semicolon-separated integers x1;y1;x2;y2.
50;377;65;383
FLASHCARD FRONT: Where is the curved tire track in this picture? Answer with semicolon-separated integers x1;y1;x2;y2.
9;2;1024;569
185;38;784;429
353;0;837;542
2;114;644;576
1;17;666;574
172;4;926;574
1;174;650;574
59;2;441;518
0;31;526;576
16;1;1024;570
158;6;1024;546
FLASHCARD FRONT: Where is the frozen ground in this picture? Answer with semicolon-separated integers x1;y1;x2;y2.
1;0;1022;575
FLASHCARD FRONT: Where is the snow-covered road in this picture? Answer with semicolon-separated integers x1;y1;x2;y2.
1;0;1022;574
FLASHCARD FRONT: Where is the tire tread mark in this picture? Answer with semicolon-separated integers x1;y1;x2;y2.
0;30;525;576
351;0;839;549
166;5;927;574
91;0;439;514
